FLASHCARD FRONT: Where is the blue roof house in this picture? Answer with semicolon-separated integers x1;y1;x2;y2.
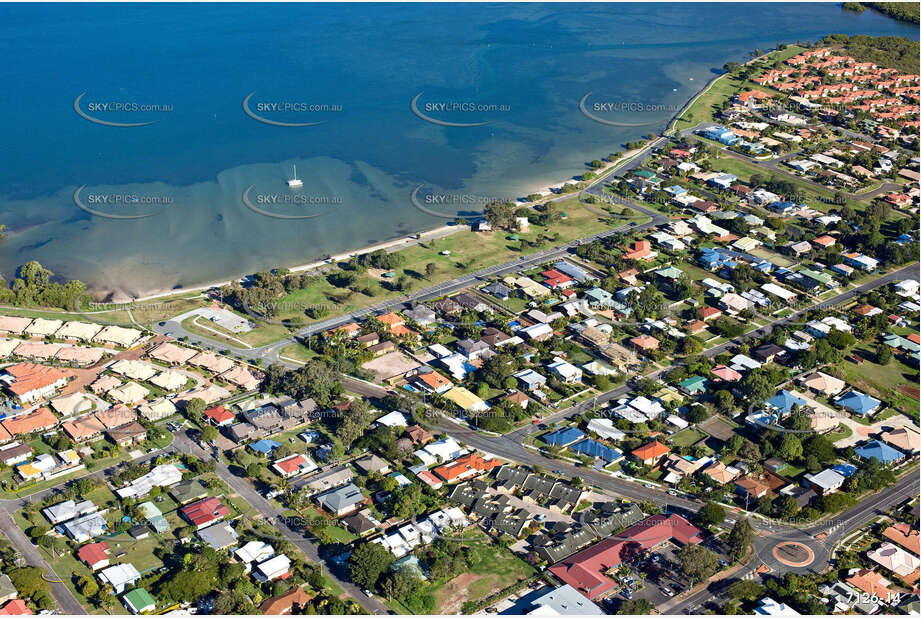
664;185;687;197
767;201;801;215
854;440;904;464
766;390;807;416
249;439;280;456
542;427;585;447
570;439;623;463
831;463;857;478
836;391;882;416
698;248;736;272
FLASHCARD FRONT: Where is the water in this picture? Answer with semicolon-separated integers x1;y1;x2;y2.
0;3;915;298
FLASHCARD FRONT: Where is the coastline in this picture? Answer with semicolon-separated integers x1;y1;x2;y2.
128;140;656;305
115;75;709;306
125;138;665;304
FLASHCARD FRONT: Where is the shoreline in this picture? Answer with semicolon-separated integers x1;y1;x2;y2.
123;144;660;304
128;145;652;305
113;81;712;305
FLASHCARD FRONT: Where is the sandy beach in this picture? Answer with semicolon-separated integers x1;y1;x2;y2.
128;140;654;305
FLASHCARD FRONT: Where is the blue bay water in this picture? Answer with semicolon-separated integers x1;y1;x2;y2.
0;3;916;297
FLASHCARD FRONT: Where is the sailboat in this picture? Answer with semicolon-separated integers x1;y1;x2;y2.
287;164;303;189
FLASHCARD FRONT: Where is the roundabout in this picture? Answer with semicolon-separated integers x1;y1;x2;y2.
772;541;815;568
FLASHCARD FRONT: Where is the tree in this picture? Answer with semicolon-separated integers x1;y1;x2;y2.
184;397;206;423
728;579;765;600
687;404;709;424
777;434;803;461
199;425;218;444
712;390;735;414
8;567;48;598
727;518;753;562
483;200;516;230
676;544;719;583
424;263;437;280
618;598;653;614
698;501;727;527
213;590;258;614
348;542;395;591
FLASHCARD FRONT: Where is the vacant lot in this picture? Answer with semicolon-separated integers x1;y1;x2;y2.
430;529;536;614
699;415;738;443
836;348;920;420
671;427;708;448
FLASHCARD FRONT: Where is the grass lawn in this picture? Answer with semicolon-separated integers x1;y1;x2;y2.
0;293;207;330
671;427;707;448
705;153;839;207
837;348;920;419
236;197;619;343
827;423;854;443
429;528;536;614
279;343;320;364
674;262;724;283
671;46;806;132
780;464;806;480
748;246;794;268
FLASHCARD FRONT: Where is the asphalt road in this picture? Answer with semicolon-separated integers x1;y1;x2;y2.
0;446;174;615
169;433;390;614
664;471;920;614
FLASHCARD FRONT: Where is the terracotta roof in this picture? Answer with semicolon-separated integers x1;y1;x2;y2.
61;415;106;442
259;586;312;615
883;522;921;556
76;541;110;567
2;363;67;396
0;600;31;615
703;461;739;484
846;569;892;598
631;440;669;462
377;312;404;326
735;476;768;496
416;372;451;389
549;514;700;599
432;453;500;482
180;497;230;527
630;335;659;351
2;407;58;436
204;405;234;424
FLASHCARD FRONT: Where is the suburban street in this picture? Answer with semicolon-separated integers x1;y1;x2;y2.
169;432;390;614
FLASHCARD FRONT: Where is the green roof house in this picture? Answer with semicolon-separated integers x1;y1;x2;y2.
123;588;156;615
679;375;708;395
656;266;685;281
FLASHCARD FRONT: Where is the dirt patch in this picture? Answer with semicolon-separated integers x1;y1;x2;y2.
898;385;920;400
436;572;483;614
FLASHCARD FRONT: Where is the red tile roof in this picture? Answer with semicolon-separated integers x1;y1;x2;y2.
549;514;700;600
179;497;230;527
2;363;67;397
0;600;31;615
204;405;234;424
76;541;110;567
275;454;310;475
711;364;742;382
2;407;58;437
629;335;659;351
631;440;670;463
883;522;920;555
259;586;312;615
432;453;501;482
